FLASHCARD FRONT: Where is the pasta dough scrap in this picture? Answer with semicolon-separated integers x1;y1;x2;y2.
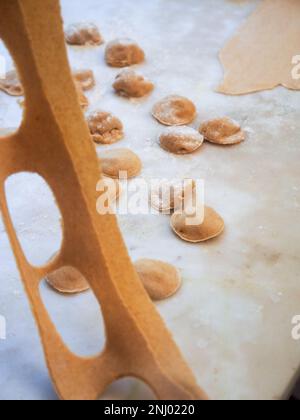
134;259;182;301
0;0;208;402
218;0;300;95
0;70;24;96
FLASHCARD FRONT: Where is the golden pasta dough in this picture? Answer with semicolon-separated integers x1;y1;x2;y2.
87;110;124;144
134;259;182;301
105;38;145;67
152;95;197;126
199;117;245;145
113;69;154;98
99;148;142;179
171;206;225;243
159;126;204;154
218;0;300;95
0;70;24;96
65;22;104;46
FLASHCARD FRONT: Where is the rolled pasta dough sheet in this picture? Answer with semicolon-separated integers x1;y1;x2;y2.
218;0;300;95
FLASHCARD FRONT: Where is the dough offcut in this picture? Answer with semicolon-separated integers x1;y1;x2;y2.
218;0;300;95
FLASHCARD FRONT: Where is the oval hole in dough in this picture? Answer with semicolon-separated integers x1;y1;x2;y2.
39;276;105;357
0;47;25;132
5;172;63;267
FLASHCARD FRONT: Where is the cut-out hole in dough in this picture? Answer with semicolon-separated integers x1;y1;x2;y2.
39;277;105;357
0;43;24;130
100;377;157;400
5;173;63;267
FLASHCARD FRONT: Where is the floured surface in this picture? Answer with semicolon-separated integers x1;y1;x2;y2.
0;0;300;401
218;0;300;95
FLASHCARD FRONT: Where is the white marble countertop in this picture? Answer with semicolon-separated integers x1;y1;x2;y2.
0;0;300;400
